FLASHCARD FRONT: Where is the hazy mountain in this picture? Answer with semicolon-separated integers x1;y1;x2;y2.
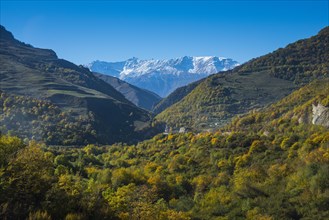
87;56;239;97
93;72;161;111
0;25;160;145
155;27;329;130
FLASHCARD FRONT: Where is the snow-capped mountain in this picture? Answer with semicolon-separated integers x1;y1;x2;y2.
87;56;239;97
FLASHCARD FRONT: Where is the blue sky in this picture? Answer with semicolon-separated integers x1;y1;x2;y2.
1;0;328;65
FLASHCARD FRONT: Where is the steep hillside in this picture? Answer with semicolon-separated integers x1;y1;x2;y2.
156;27;329;130
88;56;239;97
0;91;98;144
0;25;158;145
152;79;202;114
1;78;328;220
228;78;329;131
93;72;161;111
237;27;329;82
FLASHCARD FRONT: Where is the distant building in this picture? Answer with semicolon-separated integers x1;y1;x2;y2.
164;125;170;135
179;127;186;133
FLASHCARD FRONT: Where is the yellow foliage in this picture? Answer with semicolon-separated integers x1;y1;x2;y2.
246;207;273;220
58;174;83;196
210;137;219;145
280;137;292;150
155;165;164;174
213;172;230;186
201;186;233;208
175;175;184;185
144;162;159;174
28;210;52;220
286;171;308;192
288;142;300;158
233;167;266;191
267;163;288;178
310;132;329;145
235;154;250;168
217;159;228;169
192;175;212;192
157;139;164;144
167;134;174;141
65;213;85;220
118;212;129;220
147;175;162;186
248;140;266;154
85;166;100;175
0;134;25;165
304;147;329;164
160;210;191;220
83;144;99;155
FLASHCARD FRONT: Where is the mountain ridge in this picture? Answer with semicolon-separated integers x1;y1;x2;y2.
0;25;159;145
155;26;329;130
88;56;239;97
152;78;203;114
93;72;161;111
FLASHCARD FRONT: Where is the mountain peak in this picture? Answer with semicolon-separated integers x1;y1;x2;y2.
88;56;239;97
0;25;58;60
128;57;139;61
0;25;15;41
318;26;329;36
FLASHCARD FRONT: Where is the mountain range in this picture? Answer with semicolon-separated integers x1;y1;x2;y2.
87;56;239;97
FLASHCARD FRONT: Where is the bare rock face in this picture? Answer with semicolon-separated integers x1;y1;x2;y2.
312;103;329;128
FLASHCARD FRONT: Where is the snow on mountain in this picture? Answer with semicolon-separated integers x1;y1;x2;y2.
88;56;239;97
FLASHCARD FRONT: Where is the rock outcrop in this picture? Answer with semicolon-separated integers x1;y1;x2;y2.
312;103;329;128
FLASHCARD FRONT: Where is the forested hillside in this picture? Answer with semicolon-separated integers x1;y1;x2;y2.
0;91;98;145
156;27;329;131
0;25;158;145
237;27;329;82
1;78;328;219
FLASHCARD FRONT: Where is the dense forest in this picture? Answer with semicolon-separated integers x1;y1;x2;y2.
1;79;328;219
0;91;97;145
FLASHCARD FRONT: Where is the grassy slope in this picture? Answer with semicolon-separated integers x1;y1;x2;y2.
0;25;157;144
227;78;329;132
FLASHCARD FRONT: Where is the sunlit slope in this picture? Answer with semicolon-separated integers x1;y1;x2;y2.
156;27;329;130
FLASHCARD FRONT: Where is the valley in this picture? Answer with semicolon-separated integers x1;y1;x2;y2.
0;22;328;220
